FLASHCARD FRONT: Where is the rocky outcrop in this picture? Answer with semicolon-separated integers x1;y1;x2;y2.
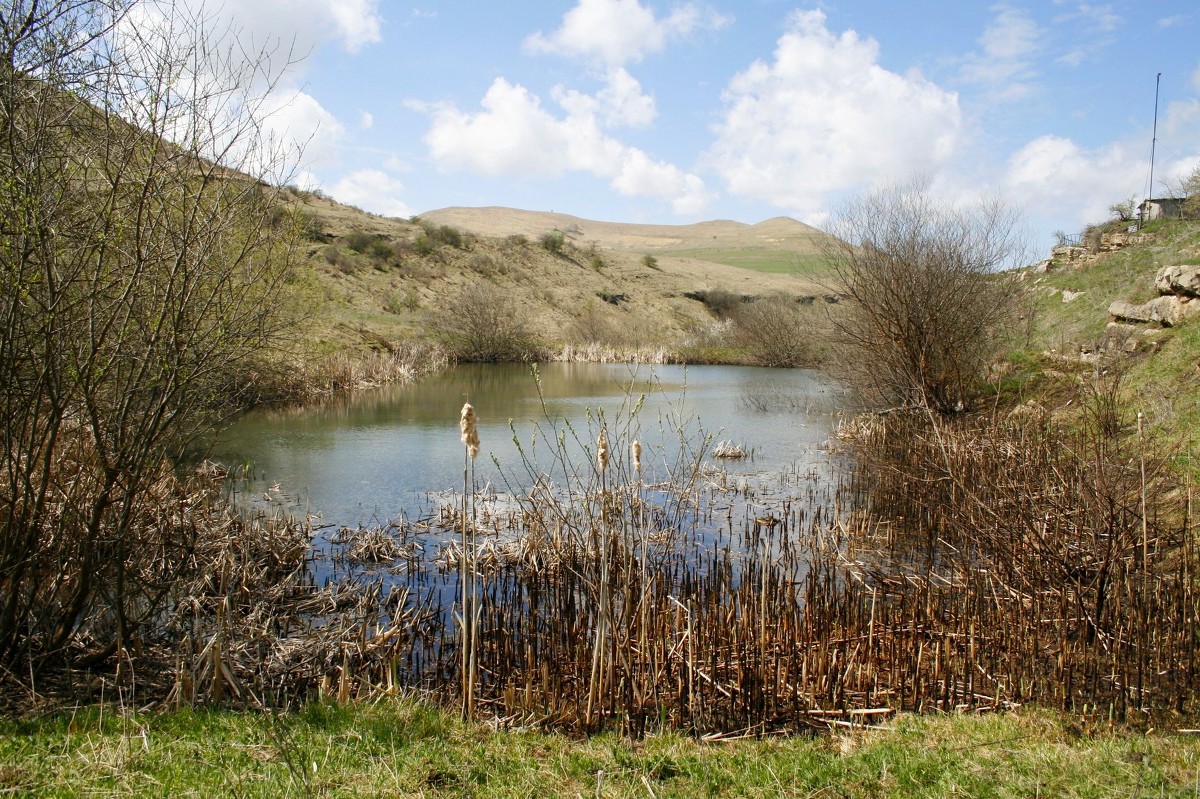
1108;295;1199;327
1154;264;1200;298
1106;263;1200;329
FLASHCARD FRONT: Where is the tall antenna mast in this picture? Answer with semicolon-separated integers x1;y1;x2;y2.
1145;72;1162;225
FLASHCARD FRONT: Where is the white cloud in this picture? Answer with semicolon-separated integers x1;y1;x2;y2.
181;0;383;54
360;111;374;130
326;0;384;51
425;79;571;177
960;5;1043;100
423;77;711;215
1067;3;1121;33
523;0;729;67
112;0;377;180
1004;135;1140;228
328;169;413;218
705;9;962;221
1004;98;1200;231
262;88;346;169
1192;63;1200;95
553;68;657;129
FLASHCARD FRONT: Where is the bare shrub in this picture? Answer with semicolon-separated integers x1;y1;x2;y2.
728;296;821;367
468;253;498;275
367;240;394;261
430;282;540;361
0;0;302;665
419;222;463;249
1109;196;1137;222
567;301;621;345
698;288;744;318
823;181;1028;413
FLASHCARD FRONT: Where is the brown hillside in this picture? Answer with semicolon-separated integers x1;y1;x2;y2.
289;194;832;358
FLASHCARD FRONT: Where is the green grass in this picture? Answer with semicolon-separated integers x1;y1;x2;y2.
3;700;1199;797
656;248;833;277
1013;219;1200;457
1027;221;1200;352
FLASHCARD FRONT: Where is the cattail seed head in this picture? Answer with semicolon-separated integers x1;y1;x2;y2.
597;429;609;472
460;403;480;460
631;439;642;474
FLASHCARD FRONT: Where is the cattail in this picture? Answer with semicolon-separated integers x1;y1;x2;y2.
631;439;642;475
459;403;479;459
597;429;609;472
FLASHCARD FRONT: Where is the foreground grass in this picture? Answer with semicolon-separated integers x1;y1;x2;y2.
2;701;1199;797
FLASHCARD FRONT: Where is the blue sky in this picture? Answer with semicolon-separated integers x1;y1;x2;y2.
182;1;1200;248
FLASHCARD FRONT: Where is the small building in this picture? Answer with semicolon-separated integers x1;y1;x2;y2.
1139;197;1186;221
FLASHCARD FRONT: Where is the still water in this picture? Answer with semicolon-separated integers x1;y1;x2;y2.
212;362;846;532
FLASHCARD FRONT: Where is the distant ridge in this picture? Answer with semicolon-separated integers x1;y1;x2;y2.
419;206;829;256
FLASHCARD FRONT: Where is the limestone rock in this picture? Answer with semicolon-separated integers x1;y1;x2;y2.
1109;295;1200;327
1154;264;1200;298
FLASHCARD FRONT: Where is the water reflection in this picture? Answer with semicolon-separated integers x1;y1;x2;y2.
213;362;846;530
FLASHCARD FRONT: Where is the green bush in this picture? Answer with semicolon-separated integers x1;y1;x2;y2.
368;240;394;261
343;230;375;253
541;229;565;254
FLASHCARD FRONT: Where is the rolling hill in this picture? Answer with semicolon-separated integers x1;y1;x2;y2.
419;206;831;274
288;195;837;359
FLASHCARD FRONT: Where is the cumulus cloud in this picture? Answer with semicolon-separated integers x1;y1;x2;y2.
960;5;1043;100
553;68;657;129
423;77;712;215
1004;135;1140;228
113;0;378;180
328;169;414;218
261;88;347;169
705;9;962;222
524;0;729;67
178;0;383;54
1058;3;1121;33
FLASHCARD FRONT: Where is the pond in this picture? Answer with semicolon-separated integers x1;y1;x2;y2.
206;362;866;729
212;362;848;537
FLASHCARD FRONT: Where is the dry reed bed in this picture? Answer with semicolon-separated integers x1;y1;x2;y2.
242;342;451;404
423;410;1195;734
140;406;1197;737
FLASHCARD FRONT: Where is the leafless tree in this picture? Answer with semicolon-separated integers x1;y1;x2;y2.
728;296;822;368
431;281;539;362
822;181;1028;414
0;0;302;666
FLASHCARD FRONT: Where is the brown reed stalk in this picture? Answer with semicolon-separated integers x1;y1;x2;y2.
586;427;612;728
459;403;480;719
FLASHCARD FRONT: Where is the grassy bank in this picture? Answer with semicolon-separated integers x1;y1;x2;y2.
2;700;1198;797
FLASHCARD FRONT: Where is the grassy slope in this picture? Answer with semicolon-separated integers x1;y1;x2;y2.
1018;218;1200;453
3;700;1198;797
287;197;835;360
